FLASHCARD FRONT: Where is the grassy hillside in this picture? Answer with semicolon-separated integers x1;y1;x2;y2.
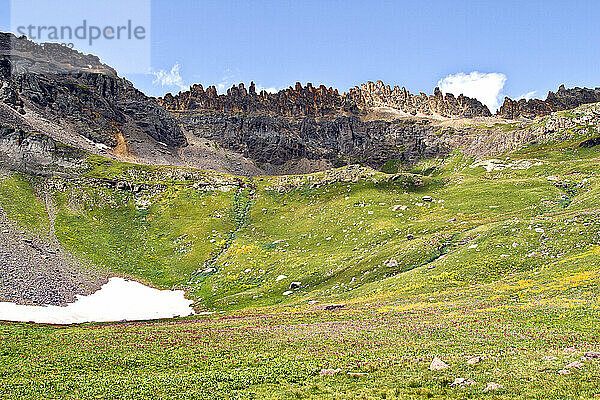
1;106;600;399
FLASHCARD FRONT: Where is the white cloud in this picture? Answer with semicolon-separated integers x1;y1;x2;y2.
217;68;237;94
437;71;507;113
152;63;188;91
214;68;279;95
517;91;537;101
255;84;278;94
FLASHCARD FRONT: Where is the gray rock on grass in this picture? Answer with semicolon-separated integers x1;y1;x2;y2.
483;382;503;392
466;356;482;365
430;357;449;370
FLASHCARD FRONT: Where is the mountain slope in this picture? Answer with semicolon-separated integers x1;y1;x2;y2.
1;101;600;399
1;102;599;310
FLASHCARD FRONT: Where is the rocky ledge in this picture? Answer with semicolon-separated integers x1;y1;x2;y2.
263;165;424;193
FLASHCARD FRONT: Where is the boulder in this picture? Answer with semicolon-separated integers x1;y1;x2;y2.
558;369;571;375
466;356;482;365
483;382;503;392
450;378;465;387
319;368;341;376
430;357;449;371
347;372;367;377
565;360;584;369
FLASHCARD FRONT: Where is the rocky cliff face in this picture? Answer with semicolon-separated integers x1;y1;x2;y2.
158;80;492;171
177;103;600;173
165;80;600;171
0;33;186;151
2;32;599;177
0;127;86;175
176;112;447;170
497;85;600;119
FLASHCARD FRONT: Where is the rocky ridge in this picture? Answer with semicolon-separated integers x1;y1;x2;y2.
158;79;492;118
346;81;491;118
159;81;356;118
157;80;495;171
164;80;600;122
164;83;600;172
497;85;600;119
263;165;424;193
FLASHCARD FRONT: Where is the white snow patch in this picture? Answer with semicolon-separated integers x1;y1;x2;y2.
470;159;543;172
82;136;110;151
95;143;110;150
0;278;194;324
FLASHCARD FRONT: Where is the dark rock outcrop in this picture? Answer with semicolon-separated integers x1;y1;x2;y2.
497;85;600;119
0;32;186;149
177;112;448;169
579;137;600;148
0;127;86;175
158;80;491;170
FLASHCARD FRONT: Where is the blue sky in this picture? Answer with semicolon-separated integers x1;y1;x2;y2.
1;0;599;110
